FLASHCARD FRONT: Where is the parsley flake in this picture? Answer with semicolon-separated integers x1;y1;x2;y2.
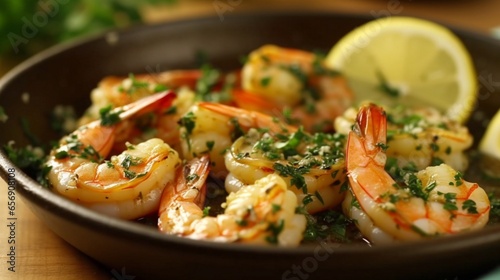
99;105;122;126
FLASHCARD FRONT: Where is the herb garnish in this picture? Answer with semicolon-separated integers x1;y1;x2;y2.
462;199;478;214
118;73;150;94
195;64;221;101
442;192;458;213
202;206;211;218
302;208;351;242
3;143;45;176
265;220;285;244
205;141;215;152
260;76;272;87
179;111;196;133
121;154;141;169
453;171;463;186
99;105;122;126
404;173;430;201
274;162;309;193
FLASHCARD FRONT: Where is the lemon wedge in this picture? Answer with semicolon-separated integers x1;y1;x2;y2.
325;16;477;123
479;109;500;159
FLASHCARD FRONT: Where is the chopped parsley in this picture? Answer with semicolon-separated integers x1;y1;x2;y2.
265;219;285;244
462;199;478;214
404;173;430;201
430;157;445;166
302;209;351;242
123;169;137;179
119;73;150;94
55;150;69;159
186;173;199;182
121;154;141;169
3;143;45;174
274;162;309;193
454;171;463;186
205;141;215;152
279;63;320;114
442;192;458;213
260;76;272;87
386;113;423;138
195;64;221;101
236;127;346;197
153;84;168;93
302;194;314;206
164;106;177;115
202;206;211;218
271;204;282;214
430;142;440;152
385;157;418;182
376;142;389;151
53;133;102;162
179;111;196;136
99;105;122;126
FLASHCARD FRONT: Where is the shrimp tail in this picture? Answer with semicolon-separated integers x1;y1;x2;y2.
198;102;297;134
347;104;387;171
76;91;177;157
177;154;210;207
158;155;211;233
232;89;281;114
118;91;177;120
355;104;387;148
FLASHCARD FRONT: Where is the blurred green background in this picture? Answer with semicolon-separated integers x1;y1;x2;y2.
0;0;176;71
1;0;498;76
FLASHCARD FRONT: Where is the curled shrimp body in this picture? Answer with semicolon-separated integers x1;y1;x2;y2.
46;93;182;220
237;45;354;132
158;156;306;246
335;105;473;172
78;70;203;146
193;102;347;214
225;127;347;214
345;104;490;244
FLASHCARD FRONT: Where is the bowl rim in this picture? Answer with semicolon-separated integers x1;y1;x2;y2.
1;10;500;258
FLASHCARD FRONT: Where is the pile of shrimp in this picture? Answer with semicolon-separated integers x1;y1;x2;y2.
43;44;490;246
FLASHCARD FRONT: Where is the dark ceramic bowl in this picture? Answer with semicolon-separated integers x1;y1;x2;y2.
1;12;500;280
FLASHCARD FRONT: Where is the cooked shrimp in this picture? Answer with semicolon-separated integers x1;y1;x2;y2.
46;93;182;220
335;105;473;172
237;44;354;132
344;104;490;244
158;155;306;246
192;102;347;213
225;127;347;214
78;70;203;146
178;102;297;178
79;70;201;125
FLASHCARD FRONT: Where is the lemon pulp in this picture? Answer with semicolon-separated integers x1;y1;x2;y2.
325;16;477;123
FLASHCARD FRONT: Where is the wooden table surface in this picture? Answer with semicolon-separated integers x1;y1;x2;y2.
1;1;500;279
